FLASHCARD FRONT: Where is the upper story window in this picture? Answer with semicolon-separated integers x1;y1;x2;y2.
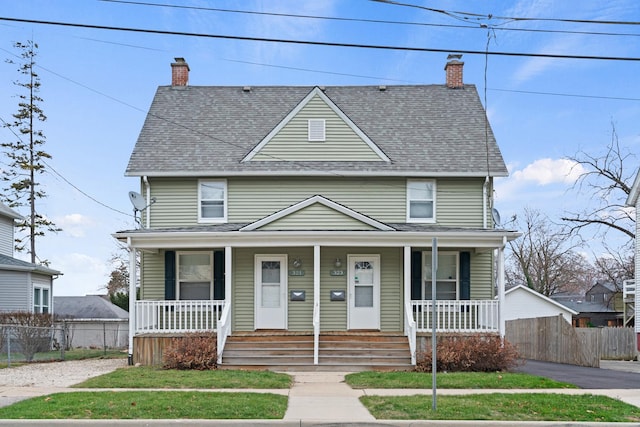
308;119;326;142
423;251;458;300
33;285;50;313
177;252;213;300
407;179;435;223
198;180;227;223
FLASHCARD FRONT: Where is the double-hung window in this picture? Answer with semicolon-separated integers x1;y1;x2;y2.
198;180;227;223
423;251;458;300
177;252;213;300
407;180;435;222
33;285;50;313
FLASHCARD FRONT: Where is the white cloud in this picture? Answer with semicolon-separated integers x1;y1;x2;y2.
51;252;110;296
511;158;585;185
54;213;96;238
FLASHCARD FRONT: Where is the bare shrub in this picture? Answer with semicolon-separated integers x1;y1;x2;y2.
416;334;521;373
162;333;217;370
0;312;54;362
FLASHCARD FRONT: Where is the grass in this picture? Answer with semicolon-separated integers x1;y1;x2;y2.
345;371;577;389
74;366;292;389
0;391;287;419
361;393;640;422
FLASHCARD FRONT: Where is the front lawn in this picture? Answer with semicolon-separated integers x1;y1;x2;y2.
345;371;576;389
361;393;640;422
0;391;287;419
74;366;292;389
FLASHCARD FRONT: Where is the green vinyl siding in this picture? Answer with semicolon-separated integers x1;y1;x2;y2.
139;251;170;300
470;251;494;299
260;203;377;231
251;94;384;162
229;177;405;223
436;178;485;227
143;177;486;228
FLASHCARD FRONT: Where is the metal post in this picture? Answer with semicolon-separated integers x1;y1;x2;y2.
7;327;11;368
431;237;438;411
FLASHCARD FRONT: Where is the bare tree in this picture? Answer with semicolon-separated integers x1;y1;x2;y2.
506;208;594;296
562;123;635;242
1;40;60;264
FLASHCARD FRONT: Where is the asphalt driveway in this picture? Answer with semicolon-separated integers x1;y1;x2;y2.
515;359;640;389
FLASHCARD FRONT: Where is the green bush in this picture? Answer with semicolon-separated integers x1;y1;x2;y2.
162;333;217;370
416;334;521;373
0;312;54;362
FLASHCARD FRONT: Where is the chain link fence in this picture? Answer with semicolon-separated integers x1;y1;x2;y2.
0;321;128;366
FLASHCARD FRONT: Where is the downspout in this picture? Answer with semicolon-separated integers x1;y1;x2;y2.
143;176;151;229
483;176;489;229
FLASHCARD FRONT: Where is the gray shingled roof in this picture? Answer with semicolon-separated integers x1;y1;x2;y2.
0;253;61;275
126;84;508;177
53;295;129;320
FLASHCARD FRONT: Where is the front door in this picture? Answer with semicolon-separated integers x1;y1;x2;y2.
348;255;380;330
255;255;287;329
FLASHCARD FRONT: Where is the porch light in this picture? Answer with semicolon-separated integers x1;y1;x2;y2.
292;258;302;268
334;258;342;268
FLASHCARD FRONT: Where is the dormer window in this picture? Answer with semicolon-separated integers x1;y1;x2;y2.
308;119;326;142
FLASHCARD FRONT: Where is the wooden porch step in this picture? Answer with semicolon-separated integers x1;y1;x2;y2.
220;332;413;371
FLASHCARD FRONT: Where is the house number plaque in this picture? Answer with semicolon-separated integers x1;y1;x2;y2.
330;270;345;276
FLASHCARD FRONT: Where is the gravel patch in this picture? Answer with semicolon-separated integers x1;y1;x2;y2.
0;358;127;387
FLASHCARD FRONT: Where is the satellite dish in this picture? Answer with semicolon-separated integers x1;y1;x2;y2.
129;191;148;211
491;208;502;227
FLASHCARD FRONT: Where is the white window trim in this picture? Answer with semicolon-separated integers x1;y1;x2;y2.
422;251;459;300
176;251;214;300
406;179;436;223
33;284;51;314
198;179;228;223
308;119;326;142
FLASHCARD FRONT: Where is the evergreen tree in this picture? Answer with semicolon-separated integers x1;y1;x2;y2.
1;40;60;264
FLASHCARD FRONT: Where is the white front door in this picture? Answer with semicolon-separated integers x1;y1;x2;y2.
255;255;287;329
348;255;380;330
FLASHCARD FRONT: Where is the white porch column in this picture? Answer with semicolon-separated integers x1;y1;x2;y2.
225;246;232;306
127;238;137;365
403;246;411;334
313;245;320;365
497;238;506;339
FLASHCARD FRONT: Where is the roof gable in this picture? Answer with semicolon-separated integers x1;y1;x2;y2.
240;195;394;231
242;87;389;163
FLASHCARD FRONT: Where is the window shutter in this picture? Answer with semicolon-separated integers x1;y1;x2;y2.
213;250;225;300
411;251;422;300
460;251;471;300
164;251;176;300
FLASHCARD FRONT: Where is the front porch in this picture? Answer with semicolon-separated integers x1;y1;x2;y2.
131;298;500;367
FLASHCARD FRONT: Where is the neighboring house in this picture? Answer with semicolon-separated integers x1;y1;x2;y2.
551;294;622;327
114;55;520;368
53;295;129;349
504;285;577;324
0;202;60;314
626;170;640;352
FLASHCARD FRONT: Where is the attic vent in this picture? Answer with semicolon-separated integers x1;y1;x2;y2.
308;119;326;142
378;85;387;91
243;86;251;92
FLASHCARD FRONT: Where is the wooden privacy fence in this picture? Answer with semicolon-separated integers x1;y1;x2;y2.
506;315;637;368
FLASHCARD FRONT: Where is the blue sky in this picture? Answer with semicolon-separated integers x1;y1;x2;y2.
1;0;639;296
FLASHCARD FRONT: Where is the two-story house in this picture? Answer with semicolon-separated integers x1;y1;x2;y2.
115;55;520;369
0;202;60;314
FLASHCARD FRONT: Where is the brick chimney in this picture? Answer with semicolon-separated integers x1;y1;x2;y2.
445;54;464;89
171;57;190;87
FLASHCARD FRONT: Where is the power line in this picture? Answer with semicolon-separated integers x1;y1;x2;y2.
488;88;640;102
373;0;640;26
99;0;640;38
2;16;640;62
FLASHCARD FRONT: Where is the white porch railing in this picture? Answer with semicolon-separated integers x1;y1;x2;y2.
404;300;417;365
623;279;636;300
217;302;232;364
135;300;225;334
411;300;499;333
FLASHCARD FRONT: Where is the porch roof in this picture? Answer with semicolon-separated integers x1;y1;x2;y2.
113;223;520;251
